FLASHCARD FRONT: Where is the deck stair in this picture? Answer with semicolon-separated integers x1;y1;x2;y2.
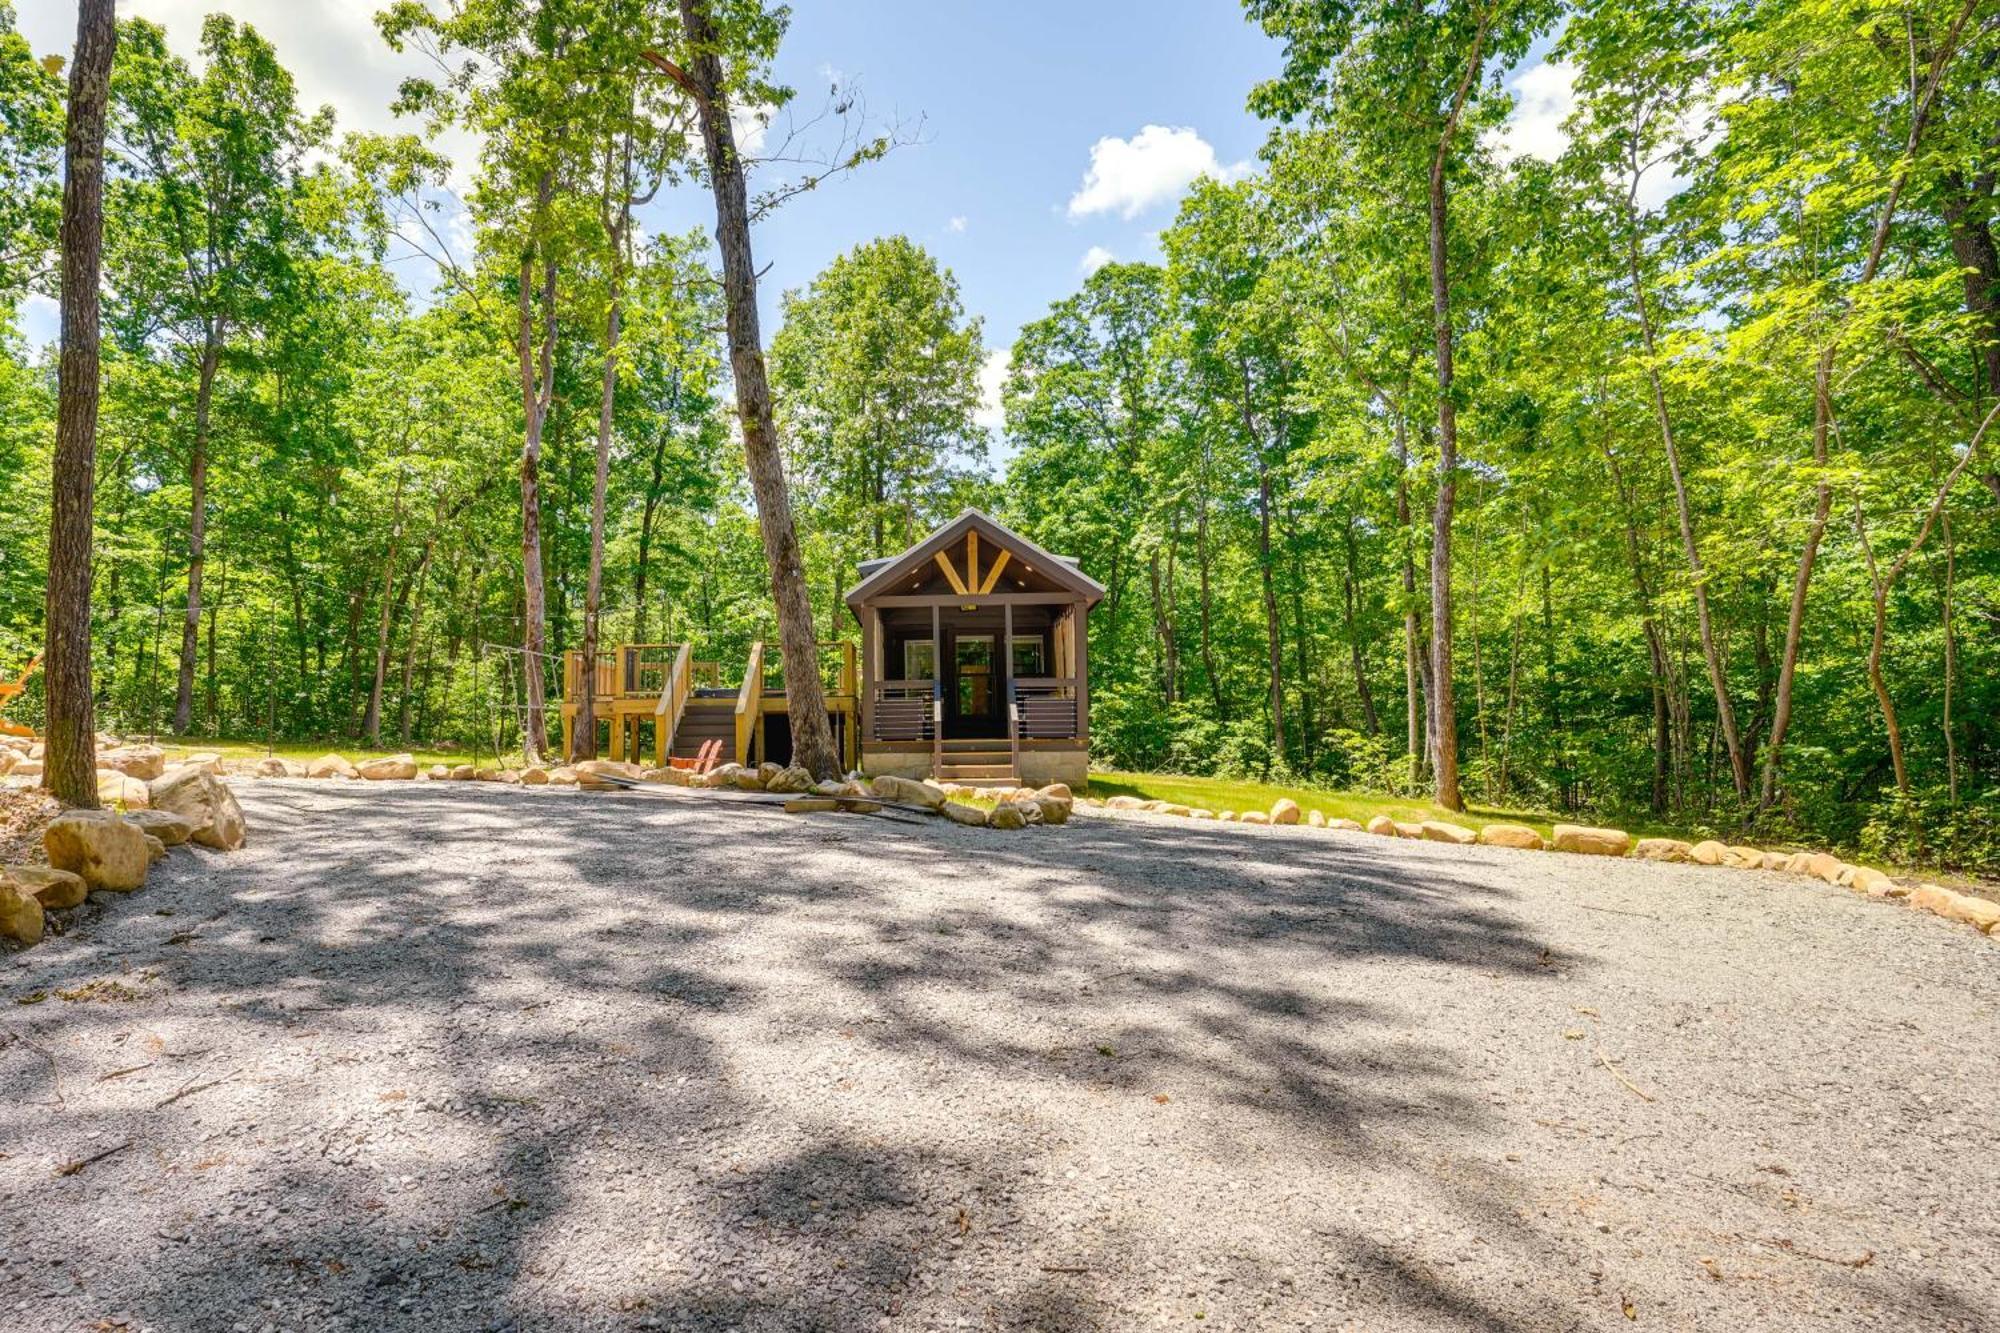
671;698;738;766
935;738;1018;789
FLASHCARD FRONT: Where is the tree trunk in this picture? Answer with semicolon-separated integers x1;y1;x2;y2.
1398;460;1423;790
1340;515;1380;735
1941;509;1959;804
42;0;116;810
515;192;557;763
674;0;839;779
1424;161;1463;810
1195;434;1224;716
363;474;405;746
172;331;221;734
1625;222;1749;799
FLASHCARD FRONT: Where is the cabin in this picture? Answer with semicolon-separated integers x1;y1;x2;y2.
559;509;1100;788
847;509;1102;789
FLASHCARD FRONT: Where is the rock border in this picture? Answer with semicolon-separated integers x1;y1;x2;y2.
1082;793;1999;946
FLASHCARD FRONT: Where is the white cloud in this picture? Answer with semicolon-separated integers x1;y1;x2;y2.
976;349;1008;433
731;102;774;156
947;215;968;234
1066;124;1248;221
1079;245;1116;276
1492;59;1577;165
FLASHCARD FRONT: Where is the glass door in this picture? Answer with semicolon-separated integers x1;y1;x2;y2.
951;634;996;736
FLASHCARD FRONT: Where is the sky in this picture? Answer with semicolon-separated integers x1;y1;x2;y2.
14;2;1578;433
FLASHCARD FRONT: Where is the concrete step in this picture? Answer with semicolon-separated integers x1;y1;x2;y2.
938;764;1017;781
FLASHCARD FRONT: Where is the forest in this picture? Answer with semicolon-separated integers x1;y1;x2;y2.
4;0;1998;870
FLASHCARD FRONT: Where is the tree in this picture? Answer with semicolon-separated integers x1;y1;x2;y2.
661;0;840;779
41;0;115;809
105;16;322;735
1245;0;1556;809
771;235;987;595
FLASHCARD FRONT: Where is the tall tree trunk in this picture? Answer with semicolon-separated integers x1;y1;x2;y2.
1194;435;1224;716
515;184;557;763
667;4;839;778
1397;428;1423;788
172;330;221;734
577;128;635;762
1425;162;1462;811
363;473;405;746
1340;515;1380;735
1941;510;1959;804
42;0;116;810
1624;217;1749;799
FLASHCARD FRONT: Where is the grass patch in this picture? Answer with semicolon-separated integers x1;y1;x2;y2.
1088;770;1556;835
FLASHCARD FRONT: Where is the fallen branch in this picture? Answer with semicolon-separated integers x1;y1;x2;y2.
96;1062;154;1082
55;1140;132;1177
1596;1049;1656;1103
156;1073;233;1109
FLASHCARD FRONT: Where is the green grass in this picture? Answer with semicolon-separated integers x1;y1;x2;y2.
1086;769;1694;843
125;736;498;771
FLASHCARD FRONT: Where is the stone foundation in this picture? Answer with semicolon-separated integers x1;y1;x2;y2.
860;747;1090;790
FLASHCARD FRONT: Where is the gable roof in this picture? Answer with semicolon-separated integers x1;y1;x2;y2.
845;509;1105;609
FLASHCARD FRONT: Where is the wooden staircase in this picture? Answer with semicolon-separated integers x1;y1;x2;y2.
672;698;738;766
935;738;1018;789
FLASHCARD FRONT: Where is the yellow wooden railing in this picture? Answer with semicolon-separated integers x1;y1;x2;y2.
652;642;693;765
734;640;764;767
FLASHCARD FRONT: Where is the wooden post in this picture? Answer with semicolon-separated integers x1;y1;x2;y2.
1003;601;1017;776
931;602;942;777
859;609;876;743
1073;600;1089;748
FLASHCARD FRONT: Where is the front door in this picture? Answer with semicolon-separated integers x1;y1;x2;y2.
947;632;1003;738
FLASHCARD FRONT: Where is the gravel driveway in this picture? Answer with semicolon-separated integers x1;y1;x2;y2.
3;780;1996;1332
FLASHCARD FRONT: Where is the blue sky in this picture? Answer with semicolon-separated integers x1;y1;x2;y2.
16;3;1572;430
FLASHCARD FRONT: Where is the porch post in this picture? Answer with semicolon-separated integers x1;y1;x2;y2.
1002;601;1014;745
859;605;875;744
1073;599;1089;747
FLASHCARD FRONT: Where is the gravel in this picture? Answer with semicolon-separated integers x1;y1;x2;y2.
2;779;1996;1332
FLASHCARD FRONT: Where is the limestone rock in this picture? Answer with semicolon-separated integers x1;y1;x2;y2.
1804;852;1844;883
141;832;167;862
1849;866;1903;898
872;775;948;810
95;769;152;808
45;814;150;891
766;765;814;794
1552;824;1632;857
547;766;578;785
940;801;989;827
1105;795;1144;810
1365;815;1397;837
148;767;247;851
181;752;223;775
122;809;194;846
518;766;549;786
449;764;476;780
1689;840;1727;865
98;744;166;781
255;757;290;778
783;797;840;813
1421;820;1477;845
990;803;1028;830
1477;823;1544;851
1217;810;1239;822
1306;809;1326;828
577;759;645;781
1039;783;1074;803
731;768;765;792
1188;808;1216;819
757;761;783;786
308;753;358;780
356;754;418;781
1329;817;1364;832
1392;821;1425;839
5;865;86;911
0;882;44;943
1913;884;2000;932
1634;838;1693;862
1722;845;1765;870
1270;798;1302;826
1239;810;1270;825
1035;786;1073;825
11;758;41;778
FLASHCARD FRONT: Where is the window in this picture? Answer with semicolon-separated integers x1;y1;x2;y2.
903;639;934;681
1011;637;1044;678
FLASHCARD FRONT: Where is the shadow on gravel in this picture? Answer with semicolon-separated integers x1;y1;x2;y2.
3;782;1989;1332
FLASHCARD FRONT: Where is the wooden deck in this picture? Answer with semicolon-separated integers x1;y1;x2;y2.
559;641;858;771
